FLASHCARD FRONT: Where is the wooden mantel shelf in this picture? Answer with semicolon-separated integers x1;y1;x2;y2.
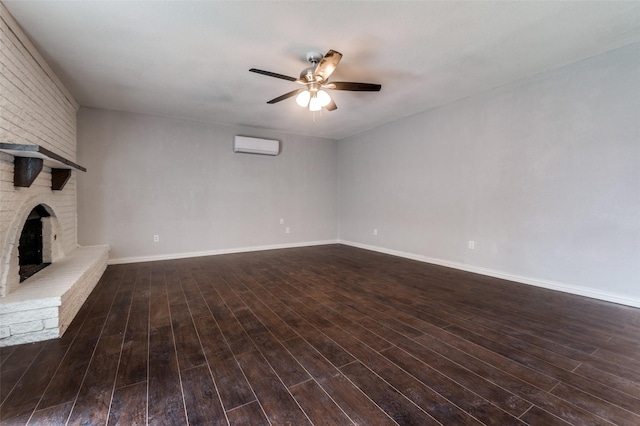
0;143;86;171
0;143;86;190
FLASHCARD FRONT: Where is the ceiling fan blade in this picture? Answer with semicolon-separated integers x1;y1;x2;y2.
324;99;337;111
326;82;382;91
267;89;304;104
250;68;298;82
312;50;342;82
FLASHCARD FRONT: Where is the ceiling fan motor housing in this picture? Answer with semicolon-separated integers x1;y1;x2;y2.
300;67;316;82
300;52;325;82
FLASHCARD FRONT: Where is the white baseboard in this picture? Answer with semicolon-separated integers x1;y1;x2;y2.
339;240;640;309
107;238;639;308
107;239;340;265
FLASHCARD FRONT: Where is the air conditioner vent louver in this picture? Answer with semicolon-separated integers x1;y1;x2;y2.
233;136;280;156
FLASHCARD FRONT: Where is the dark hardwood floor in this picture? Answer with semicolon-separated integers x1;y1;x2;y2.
1;244;640;425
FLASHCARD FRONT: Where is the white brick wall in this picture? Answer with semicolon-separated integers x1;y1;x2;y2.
0;4;79;297
0;5;109;347
0;18;76;157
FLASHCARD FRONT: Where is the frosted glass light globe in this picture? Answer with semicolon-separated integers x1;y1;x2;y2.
317;90;331;107
309;95;322;111
296;90;311;107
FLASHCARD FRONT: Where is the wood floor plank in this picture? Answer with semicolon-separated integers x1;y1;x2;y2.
452;316;583;371
26;402;73;425
273;306;320;335
202;292;256;356
282;337;397;425
397;332;533;417
192;314;231;359
323;325;484;425
412;334;615;425
234;308;310;387
107;381;147;426
148;325;187;425
592;347;640;374
116;310;148;388
470;313;640;388
420;325;561;391
381;345;527;425
519;406;573;425
0;341;68;421
208;354;256;411
300;296;394;352
35;315;105;410
85;285;124;323
130;267;151;315
170;303;206;370
550;382;640;425
550;366;640;417
461;302;602;354
180;273;211;319
149;291;171;328
290;379;354;425
66;333;123;425
102;290;133;336
0;342;45;405
67;383;114;426
236;350;312;425
180;365;227;425
166;271;187;307
340;361;441;425
573;362;640;400
240;291;299;342
358;316;419;346
445;323;582;378
285;298;335;330
211;274;250;313
301;327;356;368
226;401;270;426
0;346;16;368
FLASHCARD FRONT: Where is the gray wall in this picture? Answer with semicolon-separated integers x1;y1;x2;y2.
77;108;339;261
339;43;640;304
77;43;639;305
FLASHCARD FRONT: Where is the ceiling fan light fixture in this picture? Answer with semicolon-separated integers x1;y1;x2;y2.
295;90;311;107
317;90;331;107
250;49;381;113
308;93;322;112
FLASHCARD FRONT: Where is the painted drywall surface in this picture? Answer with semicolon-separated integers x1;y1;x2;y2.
339;43;640;301
77;108;339;260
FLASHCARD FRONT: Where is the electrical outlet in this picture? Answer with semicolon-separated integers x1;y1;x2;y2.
280;218;284;225
153;235;160;243
285;227;290;234
468;240;475;250
373;229;378;236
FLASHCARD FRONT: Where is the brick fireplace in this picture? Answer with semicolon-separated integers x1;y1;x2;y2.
0;5;108;346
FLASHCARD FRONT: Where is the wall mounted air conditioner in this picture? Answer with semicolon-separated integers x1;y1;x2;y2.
233;136;280;156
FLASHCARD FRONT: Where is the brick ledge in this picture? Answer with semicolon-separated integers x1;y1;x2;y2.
0;245;109;346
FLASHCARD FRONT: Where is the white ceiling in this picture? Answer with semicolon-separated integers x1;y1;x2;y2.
4;1;640;140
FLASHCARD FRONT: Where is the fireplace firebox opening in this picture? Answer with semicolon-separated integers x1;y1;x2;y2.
18;205;52;282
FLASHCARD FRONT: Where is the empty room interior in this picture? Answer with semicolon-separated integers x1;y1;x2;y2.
1;1;639;425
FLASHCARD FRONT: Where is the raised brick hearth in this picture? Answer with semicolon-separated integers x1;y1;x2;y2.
0;245;109;346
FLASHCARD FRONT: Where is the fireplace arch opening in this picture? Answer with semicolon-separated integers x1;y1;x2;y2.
18;205;53;282
1;200;66;297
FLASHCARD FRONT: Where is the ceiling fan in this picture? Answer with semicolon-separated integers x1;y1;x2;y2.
249;49;381;112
